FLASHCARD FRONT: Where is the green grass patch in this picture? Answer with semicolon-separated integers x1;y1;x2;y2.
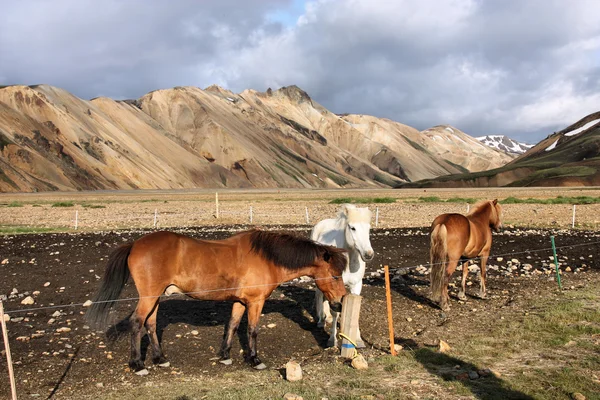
51;201;74;207
329;197;396;204
0;226;63;234
418;196;442;202
7;201;23;207
501;196;600;205
82;204;106;209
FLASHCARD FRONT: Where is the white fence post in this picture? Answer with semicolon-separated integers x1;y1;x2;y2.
305;207;310;224
250;206;253;224
467;204;470;213
572;204;576;228
74;210;78;230
375;207;379;228
215;192;219;219
153;209;158;228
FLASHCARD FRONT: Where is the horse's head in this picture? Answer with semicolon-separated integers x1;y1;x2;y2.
313;246;347;312
490;199;503;232
340;204;375;262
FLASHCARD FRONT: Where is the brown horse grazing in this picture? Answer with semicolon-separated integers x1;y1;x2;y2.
86;229;347;374
429;199;502;312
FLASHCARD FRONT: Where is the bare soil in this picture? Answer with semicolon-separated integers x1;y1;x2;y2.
1;225;599;399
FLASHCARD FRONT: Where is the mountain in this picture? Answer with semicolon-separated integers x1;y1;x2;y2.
0;84;512;192
476;135;534;155
399;111;600;188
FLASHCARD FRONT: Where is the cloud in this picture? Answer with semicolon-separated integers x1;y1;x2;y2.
1;0;599;142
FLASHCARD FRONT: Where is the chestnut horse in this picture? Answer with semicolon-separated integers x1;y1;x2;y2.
429;199;502;312
87;229;347;374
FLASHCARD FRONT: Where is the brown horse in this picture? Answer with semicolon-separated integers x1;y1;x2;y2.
86;229;347;374
429;199;502;312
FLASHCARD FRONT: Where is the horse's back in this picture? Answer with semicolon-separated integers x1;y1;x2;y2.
311;218;341;245
431;214;471;253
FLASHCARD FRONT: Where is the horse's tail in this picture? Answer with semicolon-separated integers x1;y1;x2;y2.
430;224;448;303
86;243;133;329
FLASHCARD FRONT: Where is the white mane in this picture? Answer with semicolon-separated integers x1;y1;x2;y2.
337;204;372;224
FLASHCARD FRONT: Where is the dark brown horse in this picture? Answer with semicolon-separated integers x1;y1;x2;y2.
429;199;502;312
87;229;347;374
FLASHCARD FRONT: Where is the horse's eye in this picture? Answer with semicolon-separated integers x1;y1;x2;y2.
333;276;341;281
350;226;356;231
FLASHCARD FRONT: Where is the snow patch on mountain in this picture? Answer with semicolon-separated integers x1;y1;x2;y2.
476;135;534;155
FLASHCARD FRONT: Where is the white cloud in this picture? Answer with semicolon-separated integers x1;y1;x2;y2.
1;0;599;142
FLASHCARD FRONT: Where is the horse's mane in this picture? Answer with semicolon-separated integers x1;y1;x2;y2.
249;230;346;274
467;200;500;222
337;204;372;224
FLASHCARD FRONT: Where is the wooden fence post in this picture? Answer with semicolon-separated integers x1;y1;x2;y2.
339;294;362;358
384;265;397;356
215;192;219;219
1;301;18;400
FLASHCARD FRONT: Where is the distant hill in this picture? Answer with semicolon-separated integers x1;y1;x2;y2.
476;135;534;155
399;111;600;188
0;84;512;192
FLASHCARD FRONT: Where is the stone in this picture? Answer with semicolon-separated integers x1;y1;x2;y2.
44;282;50;287
1;259;8;264
82;300;93;307
456;372;469;381
56;327;71;333
21;296;35;305
393;344;403;353
406;317;412;322
283;394;303;400
438;340;451;353
3;313;10;322
52;311;61;318
351;354;369;370
190;330;199;336
468;371;479;380
11;317;24;323
285;360;303;381
267;323;277;328
571;393;586;400
47;318;55;325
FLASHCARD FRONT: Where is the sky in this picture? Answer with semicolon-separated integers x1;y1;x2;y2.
1;0;599;143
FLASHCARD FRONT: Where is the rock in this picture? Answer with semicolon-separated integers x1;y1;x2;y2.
1;259;8;264
267;323;276;328
32;291;40;296
11;288;18;295
96;383;104;388
283;393;303;400
47;318;55;325
478;368;491;377
438;340;451;353
11;317;24;323
456;372;469;381
2;313;10;322
44;282;50;287
571;393;586;400
285;360;303;381
190;330;199;336
56;327;71;333
393;344;403;353
52;311;62;318
468;371;479;380
406;317;412;322
496;257;503;262
21;296;35;305
565;267;572;272
351;354;369;370
83;300;93;307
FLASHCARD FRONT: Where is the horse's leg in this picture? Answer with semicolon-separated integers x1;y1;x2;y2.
245;300;267;370
145;301;169;367
441;258;459;312
315;288;327;328
479;254;489;299
129;297;156;373
458;261;469;301
327;309;339;348
219;302;246;365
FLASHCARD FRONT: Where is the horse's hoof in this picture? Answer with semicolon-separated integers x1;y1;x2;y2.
253;363;267;370
457;293;467;301
158;361;170;368
135;368;149;376
479;293;487;299
219;358;233;365
326;337;338;348
356;339;366;349
316;320;325;328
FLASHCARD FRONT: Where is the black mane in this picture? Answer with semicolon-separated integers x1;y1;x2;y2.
249;230;346;274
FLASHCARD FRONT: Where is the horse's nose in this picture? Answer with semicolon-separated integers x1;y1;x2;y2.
330;301;342;313
363;250;375;262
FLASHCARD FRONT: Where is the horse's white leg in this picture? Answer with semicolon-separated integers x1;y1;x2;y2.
327;309;339;348
315;288;328;328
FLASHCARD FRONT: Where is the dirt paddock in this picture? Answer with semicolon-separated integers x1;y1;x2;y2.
1;223;599;399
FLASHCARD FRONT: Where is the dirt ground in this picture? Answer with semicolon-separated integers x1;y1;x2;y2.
1;224;599;399
1;187;600;230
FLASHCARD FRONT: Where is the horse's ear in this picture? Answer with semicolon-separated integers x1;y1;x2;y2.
492;199;498;205
323;251;331;262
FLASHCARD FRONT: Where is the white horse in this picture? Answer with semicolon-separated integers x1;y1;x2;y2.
312;204;374;348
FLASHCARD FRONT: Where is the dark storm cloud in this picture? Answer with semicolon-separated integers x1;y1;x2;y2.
1;0;599;142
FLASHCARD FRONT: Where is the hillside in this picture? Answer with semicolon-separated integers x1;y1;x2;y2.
0;84;511;192
399;111;600;188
